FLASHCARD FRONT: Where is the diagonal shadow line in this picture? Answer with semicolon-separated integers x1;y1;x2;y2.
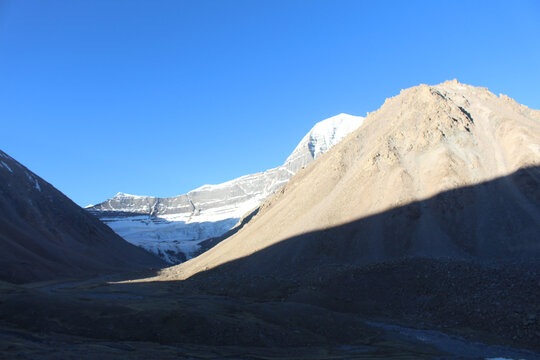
1;166;539;354
180;164;540;282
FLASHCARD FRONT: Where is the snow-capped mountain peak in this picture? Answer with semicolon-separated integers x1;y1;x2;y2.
88;113;364;263
113;192;150;199
284;113;364;173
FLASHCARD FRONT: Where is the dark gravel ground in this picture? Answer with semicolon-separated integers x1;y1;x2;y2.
188;257;540;352
1;257;538;358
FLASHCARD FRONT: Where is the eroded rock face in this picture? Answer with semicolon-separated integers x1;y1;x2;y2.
88;113;364;263
0;150;165;284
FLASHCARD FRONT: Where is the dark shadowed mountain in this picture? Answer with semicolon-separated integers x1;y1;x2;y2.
1;171;539;358
0;150;165;284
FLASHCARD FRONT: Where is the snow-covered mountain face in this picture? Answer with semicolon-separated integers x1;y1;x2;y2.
88;113;364;263
284;113;364;172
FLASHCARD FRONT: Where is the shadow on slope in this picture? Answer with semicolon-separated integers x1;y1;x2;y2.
188;165;540;280
195;207;260;256
1;167;539;357
176;165;540;350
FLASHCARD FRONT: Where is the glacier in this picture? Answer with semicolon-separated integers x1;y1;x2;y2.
87;113;364;263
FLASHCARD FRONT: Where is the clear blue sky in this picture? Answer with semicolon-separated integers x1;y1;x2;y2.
1;0;539;206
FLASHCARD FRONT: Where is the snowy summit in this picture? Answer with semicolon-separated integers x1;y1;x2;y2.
88;113;364;263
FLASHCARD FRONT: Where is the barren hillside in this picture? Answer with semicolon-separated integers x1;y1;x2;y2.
0;150;165;283
158;80;540;281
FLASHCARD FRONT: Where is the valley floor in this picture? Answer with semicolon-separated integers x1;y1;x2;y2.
1;258;539;359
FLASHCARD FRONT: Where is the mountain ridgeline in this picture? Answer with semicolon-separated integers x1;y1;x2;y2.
88;113;364;263
2;81;540;358
0;151;165;284
157;80;540;282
